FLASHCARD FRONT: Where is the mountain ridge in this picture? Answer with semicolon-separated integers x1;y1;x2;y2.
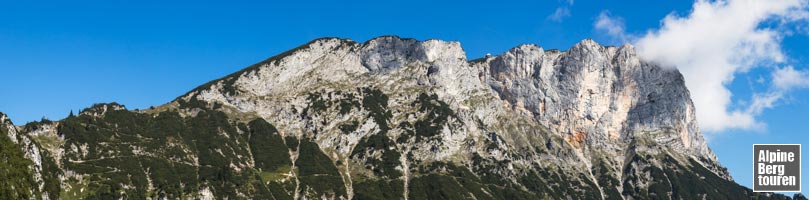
1;36;801;199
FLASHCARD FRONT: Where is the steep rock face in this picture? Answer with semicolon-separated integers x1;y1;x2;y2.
0;113;60;200
0;113;38;199
3;36;797;200
172;36;736;199
473;39;722;179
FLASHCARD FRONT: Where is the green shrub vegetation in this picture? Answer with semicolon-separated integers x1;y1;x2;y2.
621;154;790;200
352;179;404;200
55;104;310;199
0;128;37;200
339;121;359;134
351;132;402;178
248;119;292;172
296;140;346;197
402;93;456;140
4;83;791;200
361;88;392;131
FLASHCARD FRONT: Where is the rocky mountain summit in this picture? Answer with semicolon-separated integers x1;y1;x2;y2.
1;36;800;199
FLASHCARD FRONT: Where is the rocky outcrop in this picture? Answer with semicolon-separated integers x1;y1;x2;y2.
181;36;720;170
172;36;743;198
1;113;59;200
3;36;783;199
474;39;723;179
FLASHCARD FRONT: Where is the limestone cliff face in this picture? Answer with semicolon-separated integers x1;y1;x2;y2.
5;36;782;199
184;37;716;162
173;36;738;198
0;113;59;200
473;39;722;179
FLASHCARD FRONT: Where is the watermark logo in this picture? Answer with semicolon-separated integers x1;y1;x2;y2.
753;144;801;192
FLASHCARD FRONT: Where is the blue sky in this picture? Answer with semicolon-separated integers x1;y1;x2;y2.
1;0;806;194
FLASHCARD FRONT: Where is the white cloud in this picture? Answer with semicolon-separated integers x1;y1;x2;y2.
596;0;809;132
737;65;809;130
548;7;571;22
594;11;633;43
548;0;575;22
773;65;809;89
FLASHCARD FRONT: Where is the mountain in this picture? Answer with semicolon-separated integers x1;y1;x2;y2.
0;36;800;199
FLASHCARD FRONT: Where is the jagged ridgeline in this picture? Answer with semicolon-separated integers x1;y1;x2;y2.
1;36;803;199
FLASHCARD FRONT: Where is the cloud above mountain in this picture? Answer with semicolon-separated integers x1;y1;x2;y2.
595;0;809;132
594;11;632;43
547;0;575;22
